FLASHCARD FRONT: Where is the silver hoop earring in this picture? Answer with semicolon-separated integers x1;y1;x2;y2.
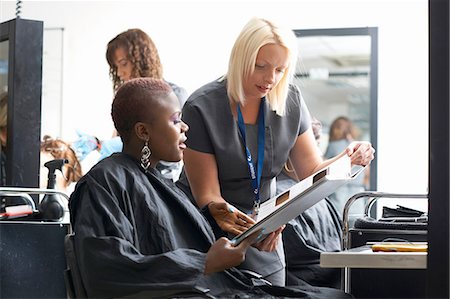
140;139;151;172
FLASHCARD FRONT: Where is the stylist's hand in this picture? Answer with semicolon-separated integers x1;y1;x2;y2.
252;225;285;252
209;202;255;235
346;141;375;166
204;231;259;274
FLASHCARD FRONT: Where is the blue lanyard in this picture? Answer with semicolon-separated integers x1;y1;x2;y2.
237;98;265;216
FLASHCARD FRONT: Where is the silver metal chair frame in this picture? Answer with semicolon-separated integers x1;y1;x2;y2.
0;187;70;202
0;186;71;228
341;191;427;292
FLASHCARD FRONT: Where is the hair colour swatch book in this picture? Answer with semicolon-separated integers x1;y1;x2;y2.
232;155;365;245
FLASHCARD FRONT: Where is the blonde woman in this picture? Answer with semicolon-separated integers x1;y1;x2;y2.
178;17;374;285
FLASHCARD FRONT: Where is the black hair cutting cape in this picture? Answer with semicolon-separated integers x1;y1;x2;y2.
69;153;351;299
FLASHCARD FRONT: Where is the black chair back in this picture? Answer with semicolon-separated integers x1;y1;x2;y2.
64;233;88;298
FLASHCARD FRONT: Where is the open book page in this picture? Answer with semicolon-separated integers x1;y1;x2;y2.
255;154;353;222
232;154;365;245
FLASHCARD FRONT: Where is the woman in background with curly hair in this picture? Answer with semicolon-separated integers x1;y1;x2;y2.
106;29;162;91
104;28;187;181
105;28;187;107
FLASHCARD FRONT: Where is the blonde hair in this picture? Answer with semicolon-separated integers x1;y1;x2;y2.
226;17;298;115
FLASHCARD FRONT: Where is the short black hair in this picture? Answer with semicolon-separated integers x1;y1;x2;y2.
111;78;172;142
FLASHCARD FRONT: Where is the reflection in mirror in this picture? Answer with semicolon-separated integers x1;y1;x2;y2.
0;41;7;186
0;40;7;93
0;92;6;186
293;28;377;223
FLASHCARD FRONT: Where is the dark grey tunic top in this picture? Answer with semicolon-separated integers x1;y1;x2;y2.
178;79;311;282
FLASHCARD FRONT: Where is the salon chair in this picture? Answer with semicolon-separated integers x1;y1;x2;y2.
64;232;215;298
64;233;88;298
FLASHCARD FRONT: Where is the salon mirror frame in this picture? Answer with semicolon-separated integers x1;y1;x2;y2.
293;27;378;191
0;18;43;199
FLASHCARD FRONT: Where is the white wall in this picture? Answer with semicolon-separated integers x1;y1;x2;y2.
0;0;429;197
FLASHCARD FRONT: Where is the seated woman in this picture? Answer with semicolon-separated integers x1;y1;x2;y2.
69;78;351;298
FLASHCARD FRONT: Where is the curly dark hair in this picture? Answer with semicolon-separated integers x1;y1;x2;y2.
111;78;172;142
106;29;163;91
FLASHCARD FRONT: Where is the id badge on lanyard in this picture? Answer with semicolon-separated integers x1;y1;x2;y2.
237;98;265;218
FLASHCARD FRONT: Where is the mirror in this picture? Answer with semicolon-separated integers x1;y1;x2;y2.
293;27;378;220
0;18;43;198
